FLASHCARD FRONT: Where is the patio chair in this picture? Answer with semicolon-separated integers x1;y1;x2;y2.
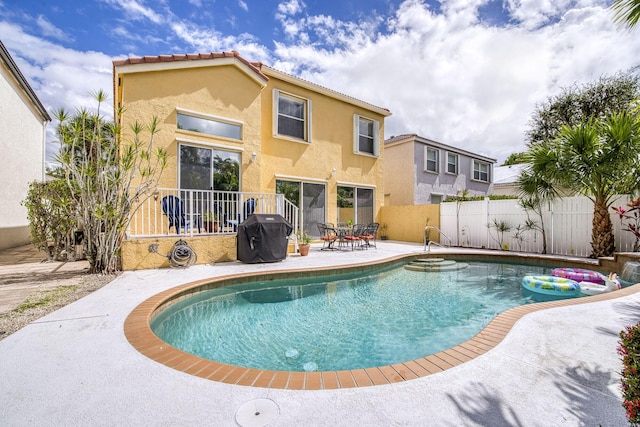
361;222;379;249
318;223;338;250
227;197;256;231
161;195;190;234
336;223;351;249
344;223;366;250
244;197;256;218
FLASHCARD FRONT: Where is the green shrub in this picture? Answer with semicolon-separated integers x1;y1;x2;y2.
22;180;77;261
53;90;167;273
619;322;640;425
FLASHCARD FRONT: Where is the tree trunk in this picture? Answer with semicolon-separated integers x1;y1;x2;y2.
591;197;615;257
540;216;547;254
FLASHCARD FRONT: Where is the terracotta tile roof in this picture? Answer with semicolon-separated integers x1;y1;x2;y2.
113;50;391;116
255;64;391;116
113;50;268;82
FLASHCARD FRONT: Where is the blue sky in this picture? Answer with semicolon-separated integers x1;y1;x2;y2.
1;0;639;164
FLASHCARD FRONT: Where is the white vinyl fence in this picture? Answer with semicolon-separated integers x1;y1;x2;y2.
440;195;637;257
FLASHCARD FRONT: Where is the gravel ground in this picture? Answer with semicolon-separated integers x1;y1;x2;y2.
0;273;117;340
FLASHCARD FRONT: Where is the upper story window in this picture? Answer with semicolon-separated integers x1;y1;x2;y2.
274;90;311;142
425;147;439;173
446;153;458;174
473;160;490;182
353;115;380;156
177;112;242;140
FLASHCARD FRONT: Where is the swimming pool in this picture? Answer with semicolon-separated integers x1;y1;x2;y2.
150;260;554;372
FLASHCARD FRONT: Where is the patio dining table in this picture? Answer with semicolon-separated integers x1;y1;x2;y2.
336;225;359;250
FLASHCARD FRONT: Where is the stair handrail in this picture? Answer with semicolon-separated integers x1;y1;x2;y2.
424;225;452;252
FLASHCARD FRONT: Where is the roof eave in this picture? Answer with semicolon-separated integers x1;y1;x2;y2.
113;53;269;88
0;41;51;122
386;134;497;164
260;65;392;117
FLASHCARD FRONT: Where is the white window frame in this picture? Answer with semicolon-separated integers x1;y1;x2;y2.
273;89;312;143
424;147;439;173
446;152;458;175
472;159;490;183
353;114;380;157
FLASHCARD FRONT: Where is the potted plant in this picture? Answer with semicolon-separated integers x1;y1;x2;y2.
380;223;388;240
298;230;311;256
203;210;218;233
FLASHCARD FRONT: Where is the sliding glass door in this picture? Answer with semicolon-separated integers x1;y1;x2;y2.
179;145;240;191
179;144;241;228
338;185;374;225
276;179;326;237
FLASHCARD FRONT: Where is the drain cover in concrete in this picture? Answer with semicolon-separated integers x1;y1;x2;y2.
235;398;279;427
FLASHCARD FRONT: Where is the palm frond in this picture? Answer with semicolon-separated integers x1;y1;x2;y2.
611;0;640;30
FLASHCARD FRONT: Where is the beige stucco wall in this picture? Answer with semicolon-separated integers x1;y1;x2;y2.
383;141;415;206
116;65;264;190
379;204;440;243
0;62;46;249
121;235;239;270
259;73;386;225
492;183;519;197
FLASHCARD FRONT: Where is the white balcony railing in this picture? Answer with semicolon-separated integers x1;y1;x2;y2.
127;188;299;239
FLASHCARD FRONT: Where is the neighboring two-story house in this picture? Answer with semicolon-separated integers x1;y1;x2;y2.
384;134;495;205
113;51;391;269
0;41;50;250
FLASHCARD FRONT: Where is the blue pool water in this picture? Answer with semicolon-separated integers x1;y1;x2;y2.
151;261;552;372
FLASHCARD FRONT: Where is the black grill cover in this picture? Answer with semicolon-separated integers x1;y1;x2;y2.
237;214;293;263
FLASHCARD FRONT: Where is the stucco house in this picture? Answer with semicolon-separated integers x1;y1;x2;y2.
384;134;496;205
0;41;50;250
492;163;525;196
113;51;391;269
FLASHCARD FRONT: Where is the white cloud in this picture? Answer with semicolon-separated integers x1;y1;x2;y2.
169;20;266;57
275;0;308;39
36;15;71;41
238;0;248;12
272;0;640;163
504;0;609;29
102;0;164;24
0;22;114;162
277;0;305;16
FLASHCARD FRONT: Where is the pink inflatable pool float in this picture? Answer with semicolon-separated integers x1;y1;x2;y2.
551;268;605;284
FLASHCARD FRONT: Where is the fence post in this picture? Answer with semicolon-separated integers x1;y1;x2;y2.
549;199;554;255
485;196;490;249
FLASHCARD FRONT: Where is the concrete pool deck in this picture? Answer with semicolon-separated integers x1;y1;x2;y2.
0;242;638;426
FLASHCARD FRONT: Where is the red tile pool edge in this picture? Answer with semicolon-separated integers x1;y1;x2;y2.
123;254;640;390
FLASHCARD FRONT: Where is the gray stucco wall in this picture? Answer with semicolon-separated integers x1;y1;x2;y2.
413;141;492;204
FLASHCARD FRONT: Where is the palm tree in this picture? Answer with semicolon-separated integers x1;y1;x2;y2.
612;0;640;30
213;155;239;191
527;111;640;257
516;152;559;254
